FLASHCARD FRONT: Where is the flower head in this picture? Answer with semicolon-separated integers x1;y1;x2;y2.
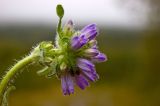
36;6;107;95
54;20;107;95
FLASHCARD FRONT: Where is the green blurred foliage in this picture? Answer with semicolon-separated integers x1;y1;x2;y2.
0;26;160;106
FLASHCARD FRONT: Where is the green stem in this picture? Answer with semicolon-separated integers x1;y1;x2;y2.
57;18;62;38
0;54;36;97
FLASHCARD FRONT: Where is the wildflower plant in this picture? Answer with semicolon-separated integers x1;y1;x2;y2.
0;4;107;105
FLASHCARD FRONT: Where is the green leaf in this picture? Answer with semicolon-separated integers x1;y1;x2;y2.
56;4;64;19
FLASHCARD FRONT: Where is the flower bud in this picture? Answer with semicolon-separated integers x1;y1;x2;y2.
63;20;74;36
64;20;73;30
83;49;99;57
91;53;107;62
89;40;97;47
56;4;64;19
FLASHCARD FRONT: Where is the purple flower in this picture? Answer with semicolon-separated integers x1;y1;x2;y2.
60;22;107;95
71;34;88;50
61;72;74;95
91;53;107;62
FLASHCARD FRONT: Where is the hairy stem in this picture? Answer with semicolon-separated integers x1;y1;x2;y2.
0;54;37;99
57;18;62;38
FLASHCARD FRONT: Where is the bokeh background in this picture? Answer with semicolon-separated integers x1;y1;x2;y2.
0;0;160;106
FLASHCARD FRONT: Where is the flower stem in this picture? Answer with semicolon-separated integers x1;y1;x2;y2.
0;54;37;98
57;18;62;38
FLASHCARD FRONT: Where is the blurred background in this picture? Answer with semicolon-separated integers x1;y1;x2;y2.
0;0;160;106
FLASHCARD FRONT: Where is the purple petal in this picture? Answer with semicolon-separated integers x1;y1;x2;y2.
71;35;88;50
77;58;95;67
79;35;88;48
75;74;89;90
81;24;97;33
77;58;95;71
61;75;68;95
91;45;98;49
61;72;74;95
66;74;74;94
81;24;98;40
92;53;107;62
71;36;79;49
81;70;99;82
86;30;98;40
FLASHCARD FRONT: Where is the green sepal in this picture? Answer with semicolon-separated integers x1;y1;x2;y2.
47;62;58;77
39;41;53;51
37;66;50;76
60;62;67;71
37;61;58;78
38;41;56;66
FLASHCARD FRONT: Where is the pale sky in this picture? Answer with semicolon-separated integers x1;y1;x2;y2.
0;0;150;28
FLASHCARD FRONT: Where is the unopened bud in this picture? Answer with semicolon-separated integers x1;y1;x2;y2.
89;40;97;47
56;4;64;19
83;49;99;57
37;67;50;76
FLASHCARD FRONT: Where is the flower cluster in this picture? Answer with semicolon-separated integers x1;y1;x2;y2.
59;21;107;95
